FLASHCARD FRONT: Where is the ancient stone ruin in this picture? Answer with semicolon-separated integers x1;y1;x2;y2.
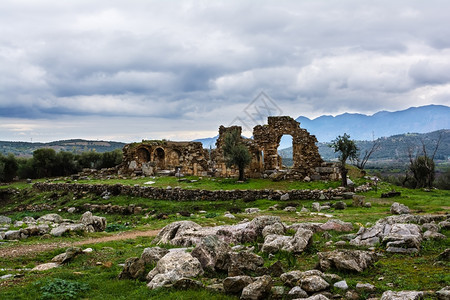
120;116;339;181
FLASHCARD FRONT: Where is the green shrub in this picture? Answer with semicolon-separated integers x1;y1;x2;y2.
205;212;218;218
105;223;128;232
38;278;89;299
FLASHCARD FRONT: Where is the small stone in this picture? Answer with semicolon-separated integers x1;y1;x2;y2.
334;280;348;290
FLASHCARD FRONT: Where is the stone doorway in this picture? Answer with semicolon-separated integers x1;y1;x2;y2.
137;147;150;163
278;135;293;168
153;148;165;169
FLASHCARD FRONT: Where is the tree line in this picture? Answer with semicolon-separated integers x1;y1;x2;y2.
0;149;122;182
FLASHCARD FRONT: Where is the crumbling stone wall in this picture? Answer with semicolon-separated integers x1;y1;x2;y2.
210;126;263;178
120;140;208;176
34;182;373;201
253;116;323;175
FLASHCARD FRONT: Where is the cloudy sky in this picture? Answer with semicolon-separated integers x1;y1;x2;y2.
1;0;449;142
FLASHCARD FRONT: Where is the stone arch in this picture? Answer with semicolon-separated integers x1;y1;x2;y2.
136;147;151;163
153;147;165;169
253;116;322;172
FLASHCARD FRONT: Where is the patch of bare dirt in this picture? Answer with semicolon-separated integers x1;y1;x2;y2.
0;229;160;258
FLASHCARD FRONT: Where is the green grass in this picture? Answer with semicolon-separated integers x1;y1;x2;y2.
0;176;449;299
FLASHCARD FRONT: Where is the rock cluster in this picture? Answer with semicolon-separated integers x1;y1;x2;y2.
349;212;448;253
0;212;106;241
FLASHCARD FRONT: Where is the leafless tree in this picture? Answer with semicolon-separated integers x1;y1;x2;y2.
407;132;442;188
355;138;380;171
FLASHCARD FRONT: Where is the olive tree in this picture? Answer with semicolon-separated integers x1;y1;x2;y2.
222;128;251;181
330;133;358;187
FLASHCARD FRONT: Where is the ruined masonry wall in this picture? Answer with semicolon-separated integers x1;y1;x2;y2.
33;182;368;201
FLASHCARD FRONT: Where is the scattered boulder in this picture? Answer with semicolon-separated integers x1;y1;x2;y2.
283;206;296;212
146;251;203;289
140;247;169;265
390;202;410;215
223;275;253;294
380;290;423;300
245;208;261;214
50;223;86;237
300;274;329;293
191;235;231;272
436;286;450;300
80;211;107;232
319;219;353;232
228;251;264;276
262;228;313;254
0;216;12;224
118;257;146;280
311;202;321;212
333;201;347;210
334;280;348;290
51;247;83;264
262;223;285;238
241;275;272;300
288;286;308;299
172;278;204;290
356;282;376;292
152;220;202;246
317;250;378;273
382;191;402;198
32;262;60;271
280;193;290;201
37;213;63;224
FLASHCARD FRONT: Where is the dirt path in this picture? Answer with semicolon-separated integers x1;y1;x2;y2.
0;229;160;258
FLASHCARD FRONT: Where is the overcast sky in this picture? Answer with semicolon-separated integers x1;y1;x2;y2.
1;0;449;142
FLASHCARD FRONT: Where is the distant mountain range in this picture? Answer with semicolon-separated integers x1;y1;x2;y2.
296;104;450;142
194;105;450;148
0;139;125;157
279;129;450;165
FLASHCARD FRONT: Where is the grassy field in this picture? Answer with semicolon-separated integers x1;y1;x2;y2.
0;176;449;299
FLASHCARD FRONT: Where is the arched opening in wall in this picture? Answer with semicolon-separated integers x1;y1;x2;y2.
167;150;181;168
154;148;165;169
137;148;150;163
278;135;293;168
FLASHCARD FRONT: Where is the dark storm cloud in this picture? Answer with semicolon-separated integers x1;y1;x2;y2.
0;0;449;141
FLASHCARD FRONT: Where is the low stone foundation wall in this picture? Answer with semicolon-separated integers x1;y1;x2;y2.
33;182;371;201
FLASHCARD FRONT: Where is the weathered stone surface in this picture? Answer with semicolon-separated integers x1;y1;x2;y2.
311;202;321;212
37;213;63;223
140;247;169;265
245;208;261;214
334;280;348;290
280;193;290;201
423;230;446;240
241;275;272;300
80;211;106;232
288;286;308;299
350;221;423;253
191;235;231;272
262;223;285;238
0;216;12;224
152;220;202;246
283;206;296;212
390;202;410;215
280;270;303;287
380;290;423;300
319;219;353;232
51;247;82;264
300;275;329;293
50;223;86;237
118;257;146;280
317;250;378;273
172;278;204;290
436;286;450;300
4;230;24;240
356;282;376;292
146;251;203;289
333;201;347;210
32;262;60;271
302;295;331;300
223;275;253;294
262;228;312;254
228;251;264;275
